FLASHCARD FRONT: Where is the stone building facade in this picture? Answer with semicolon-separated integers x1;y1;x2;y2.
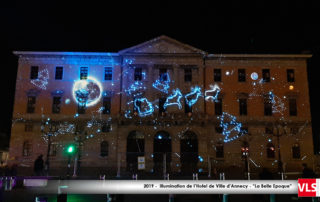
9;36;314;177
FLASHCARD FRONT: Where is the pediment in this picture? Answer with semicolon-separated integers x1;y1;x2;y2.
119;35;206;55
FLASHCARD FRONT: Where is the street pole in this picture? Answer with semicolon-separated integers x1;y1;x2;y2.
45;134;51;175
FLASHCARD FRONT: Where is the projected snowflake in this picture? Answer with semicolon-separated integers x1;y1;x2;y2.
72;77;103;107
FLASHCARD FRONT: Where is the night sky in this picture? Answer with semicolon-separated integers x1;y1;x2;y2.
1;1;319;149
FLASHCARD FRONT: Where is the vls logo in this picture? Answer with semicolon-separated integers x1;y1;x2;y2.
298;179;319;197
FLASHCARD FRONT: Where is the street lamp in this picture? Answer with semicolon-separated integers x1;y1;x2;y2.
41;119;57;175
273;121;287;175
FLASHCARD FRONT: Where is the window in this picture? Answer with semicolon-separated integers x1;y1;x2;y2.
134;67;142;81
80;67;88;80
22;141;32;156
240;127;248;136
55;66;63;80
266;143;275;158
238;69;246;82
264;98;273;116
184;99;192;114
289;98;297;116
25;123;33;132
214;69;221;82
215;126;223;133
100;141;108;157
102;124;111;132
215;98;222;115
290;127;299;135
159;68;167;81
102;97;111;114
287;69;295;82
104;67;112;80
27;96;36;113
216;144;224;158
52;97;61;114
159;97;166;114
49;143;57;156
30;66;39;80
78;103;86;114
184;68;192;82
292;144;300;159
265;127;273;134
262;69;270;82
239;98;247;115
133;98;141;113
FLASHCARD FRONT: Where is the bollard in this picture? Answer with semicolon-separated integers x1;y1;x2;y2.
169;194;174;202
220;173;228;202
269;194;275;202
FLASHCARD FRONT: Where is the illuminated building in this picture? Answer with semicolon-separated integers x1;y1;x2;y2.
9;36;314;176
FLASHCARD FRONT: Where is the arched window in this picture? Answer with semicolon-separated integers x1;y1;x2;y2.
100;141;108;157
292;143;300;159
266;143;275;158
23;141;32;156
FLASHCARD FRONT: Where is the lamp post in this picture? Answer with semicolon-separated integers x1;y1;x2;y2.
273;121;287;175
41;119;57;175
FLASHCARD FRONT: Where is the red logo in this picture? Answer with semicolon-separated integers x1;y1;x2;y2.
298;179;317;197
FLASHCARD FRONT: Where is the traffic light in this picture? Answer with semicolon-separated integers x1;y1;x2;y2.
65;144;76;155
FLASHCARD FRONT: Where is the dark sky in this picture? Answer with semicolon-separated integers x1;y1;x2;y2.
1;1;320;149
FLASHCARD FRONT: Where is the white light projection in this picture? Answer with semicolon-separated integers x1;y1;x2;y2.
31;69;49;90
72;77;103;107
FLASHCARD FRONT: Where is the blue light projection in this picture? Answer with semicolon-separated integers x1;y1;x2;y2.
152;73;171;93
163;88;183;109
125;81;146;96
267;91;286;114
134;98;154;117
72;77;103;107
185;86;202;107
205;84;220;102
31;69;49;90
219;112;247;143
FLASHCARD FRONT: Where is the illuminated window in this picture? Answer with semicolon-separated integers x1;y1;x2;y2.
22;141;32;156
238;69;246;82
100;141;108;157
104;67;112;80
159;97;166;114
266;143;275;158
80;67;88;80
134;68;142;81
287;69;295;82
159;68;167;81
30;66;39;80
292;144;300;159
52;96;61;114
214;69;221;82
184;99;192;114
216;144;224;158
262;69;270;82
55;66;63;80
27;96;36;113
289;98;297;116
239;98;247;115
102;97;111;114
184;68;192;82
25;123;33;132
215;98;222;115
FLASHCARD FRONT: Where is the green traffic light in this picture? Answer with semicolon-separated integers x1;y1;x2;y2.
67;145;74;153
